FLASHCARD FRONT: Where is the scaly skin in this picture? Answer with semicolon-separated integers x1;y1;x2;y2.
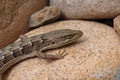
0;29;83;80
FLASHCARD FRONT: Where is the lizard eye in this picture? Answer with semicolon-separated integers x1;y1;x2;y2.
64;34;75;39
52;42;55;44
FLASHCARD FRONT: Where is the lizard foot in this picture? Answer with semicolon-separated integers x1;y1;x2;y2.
54;50;68;59
38;50;68;59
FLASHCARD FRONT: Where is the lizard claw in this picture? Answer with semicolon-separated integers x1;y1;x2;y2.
56;50;68;59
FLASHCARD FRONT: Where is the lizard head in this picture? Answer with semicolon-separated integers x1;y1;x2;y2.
41;29;83;51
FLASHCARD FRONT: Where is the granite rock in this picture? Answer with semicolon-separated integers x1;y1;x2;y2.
4;20;120;80
114;15;120;35
50;0;120;19
0;0;48;48
29;6;61;28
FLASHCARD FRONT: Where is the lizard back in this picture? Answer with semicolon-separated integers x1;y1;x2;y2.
0;34;43;74
0;29;83;75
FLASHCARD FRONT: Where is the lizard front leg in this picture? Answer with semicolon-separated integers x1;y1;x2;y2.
37;50;67;59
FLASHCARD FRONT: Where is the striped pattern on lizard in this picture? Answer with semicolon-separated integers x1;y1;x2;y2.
0;29;83;80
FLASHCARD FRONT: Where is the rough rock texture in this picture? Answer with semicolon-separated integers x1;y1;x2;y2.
29;6;61;28
115;66;120;80
0;0;48;48
50;0;120;19
3;20;120;80
114;15;120;35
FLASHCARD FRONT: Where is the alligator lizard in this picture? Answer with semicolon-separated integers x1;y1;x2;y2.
0;29;83;79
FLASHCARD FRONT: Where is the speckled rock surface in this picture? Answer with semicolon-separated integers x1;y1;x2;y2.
3;20;120;80
114;15;120;35
0;0;48;48
50;0;120;19
29;6;61;28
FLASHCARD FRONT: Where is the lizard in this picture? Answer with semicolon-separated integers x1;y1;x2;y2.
0;29;83;80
